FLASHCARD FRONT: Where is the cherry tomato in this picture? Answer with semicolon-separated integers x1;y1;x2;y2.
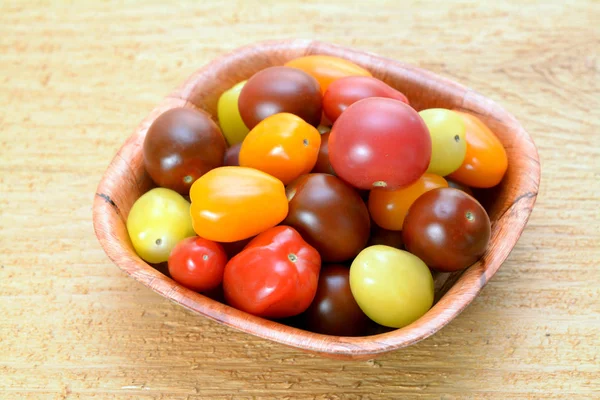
127;188;195;264
143;107;226;194
312;130;335;175
238;66;322;129
168;237;227;292
223;142;241;166
285;55;372;95
329;97;431;190
367;225;405;250
419;108;467;176
403;187;491;272
350;245;434;328
284;173;370;262
368;173;448;231
303;264;370;336
189;166;288;242
448;111;508;188
239;113;321;185
323;76;409;123
217;80;250;146
223;226;321;319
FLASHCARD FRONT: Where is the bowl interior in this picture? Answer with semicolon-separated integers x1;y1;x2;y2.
93;39;540;359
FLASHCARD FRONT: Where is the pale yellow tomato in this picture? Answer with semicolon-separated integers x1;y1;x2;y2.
349;245;434;328
126;188;195;264
419;108;467;176
217;81;250;146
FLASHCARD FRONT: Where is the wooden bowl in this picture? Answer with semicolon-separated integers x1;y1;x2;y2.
93;39;540;360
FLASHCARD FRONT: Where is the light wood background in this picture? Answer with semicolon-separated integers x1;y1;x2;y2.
1;1;598;399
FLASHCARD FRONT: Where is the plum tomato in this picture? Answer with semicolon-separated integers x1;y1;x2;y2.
323;76;409;123
217;80;250;146
126;188;196;264
349;245;434;328
329;97;431;190
368;173;448;231
223;142;241;166
448;111;508;188
403;187;491;272
238;66;322;129
284;173;370;262
419;108;467;176
189;166;288;243
239;113;321;185
223;226;321;319
303;264;370;336
168;237;227;292
284;55;372;95
311;130;335;175
143;107;226;194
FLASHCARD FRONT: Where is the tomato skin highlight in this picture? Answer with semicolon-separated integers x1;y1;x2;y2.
168;237;227;292
223;226;321;319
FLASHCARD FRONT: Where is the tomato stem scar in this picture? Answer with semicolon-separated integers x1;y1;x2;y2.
183;175;193;184
465;211;474;221
454;135;460;142
303;139;309;146
373;181;387;188
288;253;298;262
155;238;162;245
203;254;209;260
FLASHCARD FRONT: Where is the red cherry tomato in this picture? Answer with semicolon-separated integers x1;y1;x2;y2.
223;226;321;319
329;97;431;190
168;237;228;292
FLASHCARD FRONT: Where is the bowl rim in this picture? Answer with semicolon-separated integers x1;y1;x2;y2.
93;39;541;359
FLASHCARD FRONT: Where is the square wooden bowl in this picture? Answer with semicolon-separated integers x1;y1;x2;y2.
93;39;540;360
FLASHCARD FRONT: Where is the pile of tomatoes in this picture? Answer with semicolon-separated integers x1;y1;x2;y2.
126;54;508;336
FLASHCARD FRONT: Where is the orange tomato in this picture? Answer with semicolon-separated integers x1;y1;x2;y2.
448;112;508;188
189;166;288;242
285;55;372;95
239;113;321;185
368;174;448;231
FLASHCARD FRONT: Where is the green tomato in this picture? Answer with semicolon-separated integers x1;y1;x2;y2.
349;245;434;328
217;81;250;146
419;108;467;176
126;188;196;264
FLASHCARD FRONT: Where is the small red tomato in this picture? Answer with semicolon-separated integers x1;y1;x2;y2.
329;97;431;190
312;130;335;175
223;226;321;319
168;237;228;292
323;76;409;122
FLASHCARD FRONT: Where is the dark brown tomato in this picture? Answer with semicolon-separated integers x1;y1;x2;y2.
311;131;335;175
284;173;370;263
303;264;370;336
143;107;226;194
223;142;242;166
446;178;474;196
367;225;404;250
403;187;491;272
238;66;322;129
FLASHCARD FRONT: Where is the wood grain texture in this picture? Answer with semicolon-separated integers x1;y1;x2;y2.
1;0;598;397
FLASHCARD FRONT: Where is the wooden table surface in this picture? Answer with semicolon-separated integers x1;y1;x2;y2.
1;1;598;399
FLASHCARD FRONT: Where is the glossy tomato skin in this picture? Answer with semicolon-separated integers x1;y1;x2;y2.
238;66;322;129
419;108;467;177
323;76;409;123
239;113;321;185
284;173;370;262
189;166;288;243
312;130;335;175
217;80;250;146
143;107;226;194
285;55;372;95
448;111;508;188
368;173;448;231
329;98;431;190
223;142;241;166
303;264;370;336
168;237;227;292
223;226;321;319
403;187;491;272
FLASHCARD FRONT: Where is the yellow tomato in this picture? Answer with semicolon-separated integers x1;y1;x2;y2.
189;166;288;242
368;174;448;231
239;113;321;185
419;108;467;176
126;188;196;264
285;55;372;94
217;80;250;146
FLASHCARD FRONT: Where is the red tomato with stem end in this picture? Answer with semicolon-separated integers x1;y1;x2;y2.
168;237;228;292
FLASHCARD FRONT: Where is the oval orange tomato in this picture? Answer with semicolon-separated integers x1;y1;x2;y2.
368;174;448;231
448;112;508;188
189;166;288;242
239;113;321;185
284;55;372;95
